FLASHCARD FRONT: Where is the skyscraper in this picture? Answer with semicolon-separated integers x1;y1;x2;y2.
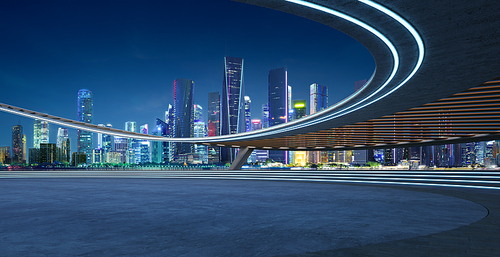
165;104;174;162
97;124;105;149
77;89;93;163
139;124;150;164
244;96;251;132
22;134;26;163
288;85;292;121
125;121;137;133
154;118;169;163
125;121;139;164
33;119;49;148
12;125;23;163
193;121;208;164
268;67;288;163
113;136;127;163
0;146;11;164
310;83;328;164
173;78;194;159
262;103;269;128
310;83;328;114
251;119;262;131
56;128;70;162
268;67;288;127
207;92;220;137
100;124;113;162
194;104;203;123
291;100;306;166
221;56;244;163
57;128;69;148
207;92;221;164
292;99;307;121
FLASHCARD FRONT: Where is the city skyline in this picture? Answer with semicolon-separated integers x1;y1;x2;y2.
0;0;374;151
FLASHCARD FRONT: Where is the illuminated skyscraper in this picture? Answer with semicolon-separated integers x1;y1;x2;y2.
125;121;137;133
292;99;306;121
261;103;269;128
165;104;174;162
194;104;203;123
207;92;220;164
288;85;292;121
173;78;194;158
269;67;288;127
97;124;105;148
22;134;26;163
268;67;288;163
33;119;49;148
12;124;23;163
57;128;70;162
100;124;113;162
113;136;127;163
207;92;220;137
0;146;11;164
77;89;93;163
57;128;68;148
251;119;262;131
309;83;328;164
291;100;306;165
125;121;139;164
244;96;251;132
221;56;244;163
152;118;168;164
310;83;328;114
193;121;208;164
139;124;150;164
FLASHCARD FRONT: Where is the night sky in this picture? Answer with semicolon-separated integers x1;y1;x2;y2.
0;0;374;153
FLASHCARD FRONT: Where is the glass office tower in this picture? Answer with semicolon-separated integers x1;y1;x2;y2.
139;124;150;164
12;125;23;163
125;121;139;164
292;99;306;121
208;92;220;137
310;83;328;114
221;56;244;163
33;119;49;148
268;67;288;163
57;128;70;162
244;96;251;132
309;83;328;164
208;92;221;164
77;89;93;163
173;78;195;158
261;103;269;128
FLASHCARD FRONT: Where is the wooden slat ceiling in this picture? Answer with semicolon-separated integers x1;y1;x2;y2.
212;79;500;150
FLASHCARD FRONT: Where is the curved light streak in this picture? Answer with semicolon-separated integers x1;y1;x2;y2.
3;171;500;190
0;0;425;148
203;0;425;143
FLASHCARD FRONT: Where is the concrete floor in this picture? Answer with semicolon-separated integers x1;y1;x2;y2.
0;178;488;256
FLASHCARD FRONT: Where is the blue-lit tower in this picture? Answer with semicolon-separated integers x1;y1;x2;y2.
310;83;328;114
268;67;288;163
220;56;244;163
244;96;251;132
173;78;194;158
77;89;93;163
207;92;221;164
12;124;23;163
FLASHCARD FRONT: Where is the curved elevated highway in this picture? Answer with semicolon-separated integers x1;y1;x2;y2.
1;0;500;168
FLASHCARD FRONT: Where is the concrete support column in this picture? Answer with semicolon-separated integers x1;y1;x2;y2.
229;147;254;170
